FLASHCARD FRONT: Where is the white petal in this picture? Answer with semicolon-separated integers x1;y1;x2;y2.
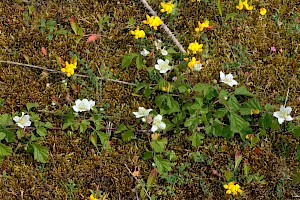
75;99;82;105
73;105;79;112
278;117;285;124
231;80;238;86
157;59;164;65
273;111;281;118
285;106;292;114
285;116;293;121
24;121;31;127
220;71;225;80
158;122;166;130
154;114;162;122
165;59;170;64
161;48;168;56
13;116;20;122
226;73;234;79
89;100;95;108
151;125;158;132
155;64;161;71
144;109;153;116
279;105;285;112
16;123;24;128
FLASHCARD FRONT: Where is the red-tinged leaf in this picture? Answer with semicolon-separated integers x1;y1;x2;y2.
69;16;78;34
86;34;100;43
23;54;30;63
212;169;222;177
207;26;216;30
50;96;59;104
41;47;47;56
59;57;65;66
146;168;157;190
254;147;263;154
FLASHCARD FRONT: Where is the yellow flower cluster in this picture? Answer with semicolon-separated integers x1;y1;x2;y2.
61;58;77;77
224;182;243;195
195;20;209;32
187;57;201;70
90;194;98;200
130;26;146;39
143;15;163;30
236;0;253;11
190;0;200;2
260;8;267;15
160;1;174;14
187;41;203;54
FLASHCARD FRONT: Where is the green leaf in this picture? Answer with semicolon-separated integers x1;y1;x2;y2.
97;132;110;149
222;125;234;140
226;13;238;21
121;130;136;142
228;95;240;112
155;94;180;115
244;161;250;177
224;170;234;181
217;0;223;17
3;130;15;143
234;151;242;171
143;86;151;99
234;86;255;97
240;98;262;115
184;115;202;132
146;168;158;193
292;125;300;137
0;132;6;141
193;83;217;101
214;108;228;118
36;127;47;137
151;138;168;153
172;112;186;125
121;53;138;69
115;124;128;134
0;143;12;156
154;156;172;174
90;132;98;148
143;151;153;160
210;119;223;137
26;102;39;111
259;113;272;129
292;168;300;184
79;120;90;133
229;112;250;133
136;54;144;70
62;121;73;130
297;144;300;162
31;142;49;163
44;122;53;129
0;114;11;127
188;132;204;148
177;84;189;93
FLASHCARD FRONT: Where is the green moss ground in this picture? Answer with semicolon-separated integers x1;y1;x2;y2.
0;0;299;199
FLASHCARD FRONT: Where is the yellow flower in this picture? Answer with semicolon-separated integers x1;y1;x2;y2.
224;182;243;196
90;194;99;200
195;20;209;32
160;1;174;14
260;8;267;15
130;26;146;39
190;0;200;2
61;58;77;77
143;15;163;30
243;0;253;11
188;41;203;54
162;82;171;92
236;0;253;11
188;57;201;70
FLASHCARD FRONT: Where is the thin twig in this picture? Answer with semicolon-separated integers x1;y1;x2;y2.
0;60;137;86
124;163;151;200
140;0;186;54
284;88;289;107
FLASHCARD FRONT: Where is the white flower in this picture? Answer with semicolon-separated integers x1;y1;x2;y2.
273;105;293;124
140;49;150;56
73;99;95;112
160;47;168;56
133;107;152;118
13;112;31;128
220;71;238;87
155;59;172;74
151;114;166;132
154;40;162;50
193;63;203;71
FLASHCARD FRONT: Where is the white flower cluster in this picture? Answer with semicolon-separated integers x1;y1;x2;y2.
133;107;166;132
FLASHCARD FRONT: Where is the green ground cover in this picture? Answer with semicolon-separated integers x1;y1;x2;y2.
0;0;299;199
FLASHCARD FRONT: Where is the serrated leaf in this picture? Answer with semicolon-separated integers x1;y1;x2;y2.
136;54;143;70
188;132;204;148
0;132;6;141
151;138;168;153
79;120;90;133
143;151;153;160
228;95;240;112
121;130;135;142
240;98;262;115
0;114;11;127
234;86;255;97
36;126;47;137
214;108;228;118
154;156;172;174
0;143;12;156
32;142;48;163
121;53;138;69
172;112;186;125
26;102;39;111
229;112;250;133
97;131;110;149
115;124;128;134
